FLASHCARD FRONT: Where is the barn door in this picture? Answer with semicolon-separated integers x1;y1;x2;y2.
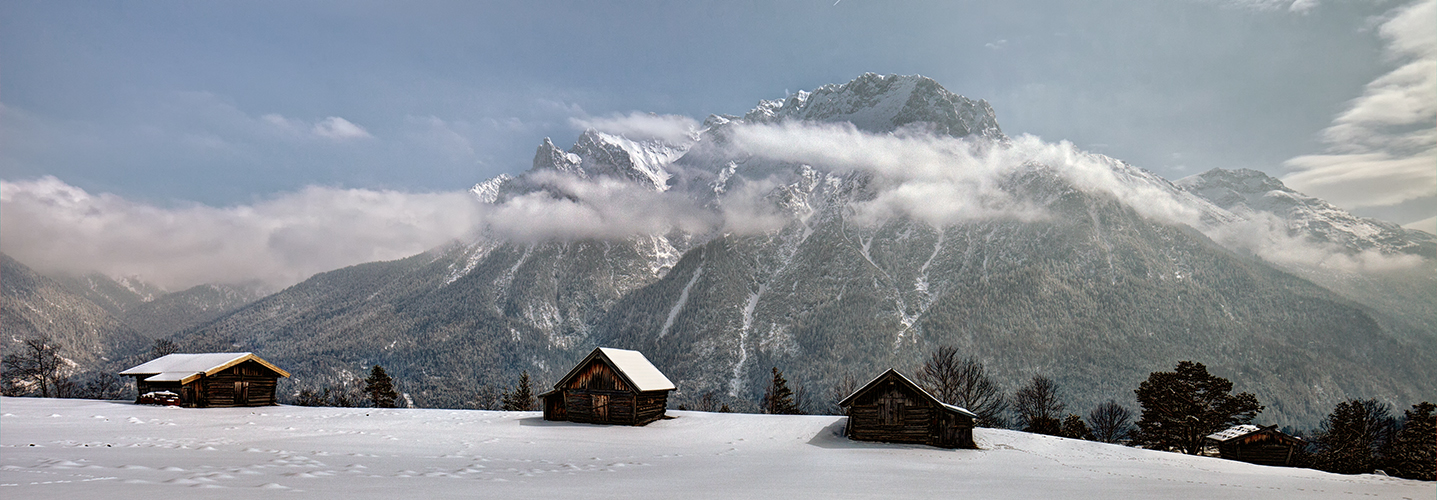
234;380;250;406
878;392;902;426
592;394;609;422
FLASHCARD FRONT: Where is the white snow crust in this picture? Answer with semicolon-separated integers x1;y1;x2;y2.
3;397;1430;499
596;348;675;392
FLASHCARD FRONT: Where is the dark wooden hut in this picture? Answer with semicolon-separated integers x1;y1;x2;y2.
1205;424;1306;467
120;353;290;408
541;347;675;426
839;369;977;449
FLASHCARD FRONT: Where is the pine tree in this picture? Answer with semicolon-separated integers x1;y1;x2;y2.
1132;361;1262;454
501;371;535;411
1061;414;1094;440
363;365;399;408
1385;402;1435;480
763;367;802;415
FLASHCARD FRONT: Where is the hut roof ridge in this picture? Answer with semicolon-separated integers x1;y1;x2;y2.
837;368;977;419
120;352;290;384
553;347;675;392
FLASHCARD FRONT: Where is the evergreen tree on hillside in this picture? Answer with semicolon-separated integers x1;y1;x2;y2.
1132;361;1262;454
763;367;802;415
1061;414;1094;440
501;371;535;411
1386;402;1435;480
363;365;399;408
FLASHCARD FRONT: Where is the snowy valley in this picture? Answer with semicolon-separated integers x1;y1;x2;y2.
1;397;1431;499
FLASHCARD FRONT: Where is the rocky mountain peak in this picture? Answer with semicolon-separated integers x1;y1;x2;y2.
742;73;1004;140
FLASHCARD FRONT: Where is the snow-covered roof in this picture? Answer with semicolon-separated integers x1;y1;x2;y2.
1205;424;1262;442
838;368;978;419
120;353;290;384
554;347;675;393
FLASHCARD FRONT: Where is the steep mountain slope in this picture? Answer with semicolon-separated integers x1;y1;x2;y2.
1;254;148;375
118;283;267;338
50;273;165;319
1178;168;1437;338
169;74;1433;426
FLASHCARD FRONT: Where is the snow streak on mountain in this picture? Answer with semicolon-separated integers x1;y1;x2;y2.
131;74;1436;425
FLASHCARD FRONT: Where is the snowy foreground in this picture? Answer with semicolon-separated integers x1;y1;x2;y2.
2;398;1430;499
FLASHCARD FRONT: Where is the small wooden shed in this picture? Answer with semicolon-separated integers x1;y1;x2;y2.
1205;424;1306;467
839;369;977;449
541;347;675;426
120;353;290;408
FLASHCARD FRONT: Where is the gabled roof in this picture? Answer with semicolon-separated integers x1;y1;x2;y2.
1206;424;1262;442
553;347;675;393
120;353;290;385
1206;424;1305;445
837;368;977;419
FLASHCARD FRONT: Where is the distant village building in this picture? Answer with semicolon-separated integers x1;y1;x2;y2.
541;347;675;426
839;369;977;449
1205;424;1306;467
120;353;290;408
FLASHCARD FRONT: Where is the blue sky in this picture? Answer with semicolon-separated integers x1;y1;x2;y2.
1;0;1432;287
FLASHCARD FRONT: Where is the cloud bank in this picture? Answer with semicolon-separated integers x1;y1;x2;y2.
5;112;1423;291
1;177;482;290
1283;0;1436;215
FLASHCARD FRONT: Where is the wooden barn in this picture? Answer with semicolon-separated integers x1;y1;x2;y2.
839;369;977;449
1205;424;1306;467
541;347;675;426
120;353;290;408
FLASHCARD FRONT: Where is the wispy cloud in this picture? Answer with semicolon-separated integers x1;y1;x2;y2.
0;177;480;290
313;116;373;140
1282;0;1436;213
1214;0;1320;14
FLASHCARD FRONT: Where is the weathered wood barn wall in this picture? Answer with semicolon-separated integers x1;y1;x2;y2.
840;369;977;449
1206;425;1306;467
542;347;675;426
121;353;290;408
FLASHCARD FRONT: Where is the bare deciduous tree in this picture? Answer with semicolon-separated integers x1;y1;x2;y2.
2;335;65;397
917;346;1008;427
1088;399;1134;443
1014;375;1065;435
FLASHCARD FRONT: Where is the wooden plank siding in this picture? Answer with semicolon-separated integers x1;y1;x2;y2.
544;353;673;426
1215;430;1304;467
840;370;977;449
131;360;282;408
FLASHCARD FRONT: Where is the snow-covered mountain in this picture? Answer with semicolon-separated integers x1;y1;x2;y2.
1178;168;1435;258
168;74;1433;426
1;254;148;375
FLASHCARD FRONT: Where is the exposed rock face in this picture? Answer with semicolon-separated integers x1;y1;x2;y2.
159;74;1432;425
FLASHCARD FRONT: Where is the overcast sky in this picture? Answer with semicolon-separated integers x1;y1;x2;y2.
1;0;1432;288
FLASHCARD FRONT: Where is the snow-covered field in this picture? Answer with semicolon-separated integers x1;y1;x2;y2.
2;397;1430;499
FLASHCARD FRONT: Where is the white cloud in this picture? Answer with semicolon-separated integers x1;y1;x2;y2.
569;112;700;145
724;121;1203;228
1282;0;1437;214
1215;0;1320;13
477;171;719;242
0;177;480;289
313;116;373;140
